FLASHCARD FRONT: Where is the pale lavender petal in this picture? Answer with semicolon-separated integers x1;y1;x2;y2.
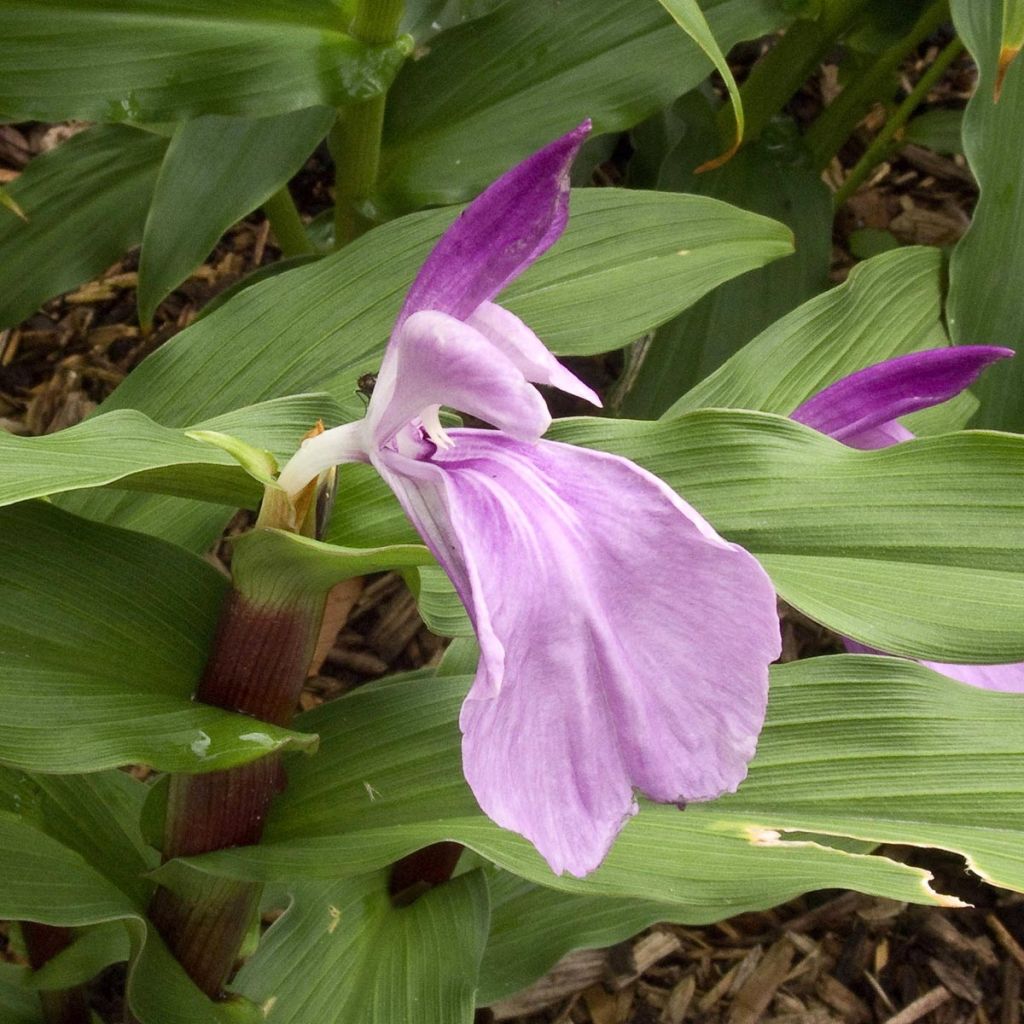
368;311;552;448
376;431;780;877
791;347;1014;445
844;640;1024;693
466;301;602;407
399;122;591;324
918;660;1024;693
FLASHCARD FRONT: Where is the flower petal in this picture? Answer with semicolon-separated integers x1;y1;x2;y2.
918;660;1024;693
790;346;1014;445
844;640;1024;693
466;301;602;407
376;431;780;876
399;122;591;324
368;310;552;448
276;420;370;497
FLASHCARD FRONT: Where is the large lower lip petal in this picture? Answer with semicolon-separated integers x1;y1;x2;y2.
377;430;780;876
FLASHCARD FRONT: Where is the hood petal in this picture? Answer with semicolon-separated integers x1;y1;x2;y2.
399;122;591;324
377;430;780;876
466;301;602;407
368;310;553;448
790;346;1014;445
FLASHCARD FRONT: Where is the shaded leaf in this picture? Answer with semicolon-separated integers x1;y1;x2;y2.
552;412;1024;662
948;1;1024;428
164;659;1013;909
0;125;166;328
232;872;489;1023
378;0;795;207
0;1;407;123
138;107;334;325
623;106;830;416
0;502;315;774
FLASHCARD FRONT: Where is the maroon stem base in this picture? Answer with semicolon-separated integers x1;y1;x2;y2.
21;923;91;1024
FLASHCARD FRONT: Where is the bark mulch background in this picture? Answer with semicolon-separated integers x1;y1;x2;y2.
2;36;1023;1024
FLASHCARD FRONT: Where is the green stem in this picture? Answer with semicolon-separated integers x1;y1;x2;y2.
331;0;405;247
262;186;314;258
832;35;965;209
805;0;950;169
733;0;874;144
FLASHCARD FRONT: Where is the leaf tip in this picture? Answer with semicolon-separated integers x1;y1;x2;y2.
995;45;1020;101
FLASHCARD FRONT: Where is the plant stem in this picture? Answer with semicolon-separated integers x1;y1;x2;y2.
389;842;464;906
832;35;965;209
733;0;874;144
147;587;324;997
21;924;90;1024
262;186;314;257
805;0;950;169
331;0;405;247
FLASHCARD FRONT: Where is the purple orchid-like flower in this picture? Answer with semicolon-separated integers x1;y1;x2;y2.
791;346;1024;693
278;123;781;876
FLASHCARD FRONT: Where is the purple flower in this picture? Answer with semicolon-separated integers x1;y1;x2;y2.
791;347;1024;693
278;123;781;876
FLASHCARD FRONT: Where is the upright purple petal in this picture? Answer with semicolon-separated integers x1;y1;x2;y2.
790;347;1013;446
399;122;591;324
375;431;780;877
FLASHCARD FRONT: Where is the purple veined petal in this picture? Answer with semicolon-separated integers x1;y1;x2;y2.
790;346;1014;445
376;430;780;877
399;121;591;325
276;419;370;497
368;310;553;448
466;301;602;407
844;640;1024;694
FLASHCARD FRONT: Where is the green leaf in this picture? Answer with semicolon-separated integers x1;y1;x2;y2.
622;106;831;416
0;502;315;774
0;1;408;123
655;0;744;168
1001;0;1024;93
0;768;261;1024
551;412;1024;662
408;565;472;638
378;0;795;207
232;872;489;1023
25;922;130;992
0;963;43;1024
327;405;1024;662
137;107;334;326
68;189;791;550
0;813;139;924
233;527;433;599
904;108;964;154
0;125;166;328
667;247;944;416
0;394;342;511
948;1;1024;428
479;870;672;1006
166;659;1014;909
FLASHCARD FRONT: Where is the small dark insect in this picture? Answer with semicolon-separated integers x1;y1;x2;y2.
356;372;378;402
